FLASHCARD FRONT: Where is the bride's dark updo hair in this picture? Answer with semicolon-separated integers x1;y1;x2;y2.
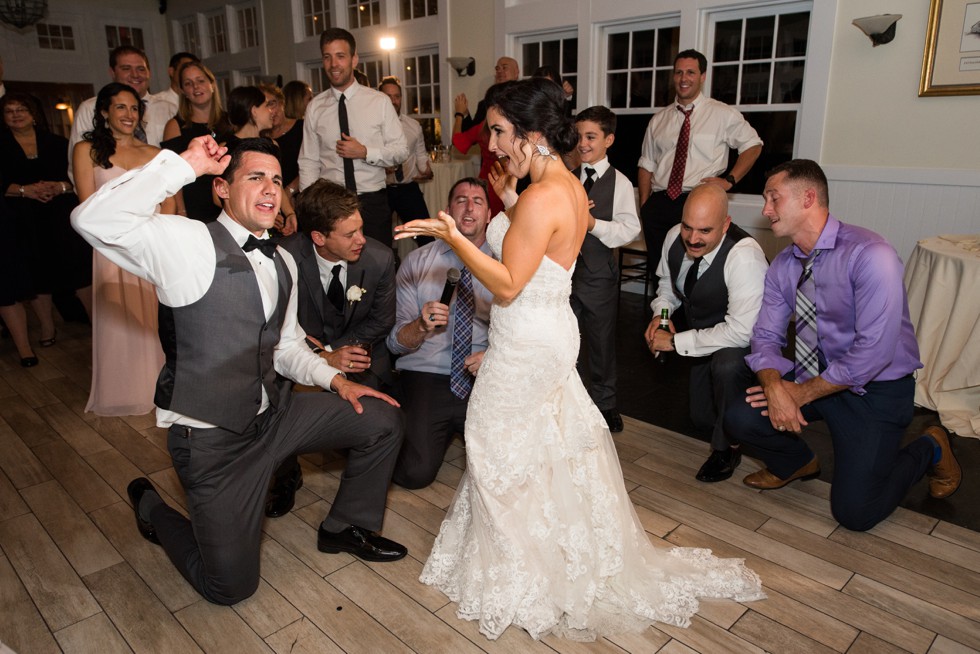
487;77;578;155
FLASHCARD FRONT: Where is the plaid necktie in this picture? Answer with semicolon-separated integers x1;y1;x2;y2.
794;250;822;383
135;100;148;143
450;267;475;399
666;106;693;200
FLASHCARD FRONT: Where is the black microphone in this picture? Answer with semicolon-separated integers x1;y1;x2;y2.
429;268;461;322
439;267;461;306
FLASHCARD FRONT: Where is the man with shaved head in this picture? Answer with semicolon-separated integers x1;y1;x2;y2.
645;183;768;482
455;56;520;132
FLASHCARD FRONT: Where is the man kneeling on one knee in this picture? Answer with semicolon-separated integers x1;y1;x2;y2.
725;159;961;532
645;183;768;482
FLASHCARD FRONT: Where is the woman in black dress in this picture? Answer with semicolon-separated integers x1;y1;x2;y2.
264;82;308;195
161;61;230;222
0;93;92;366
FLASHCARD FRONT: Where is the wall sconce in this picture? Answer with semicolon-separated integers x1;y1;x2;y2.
447;57;476;77
852;14;902;46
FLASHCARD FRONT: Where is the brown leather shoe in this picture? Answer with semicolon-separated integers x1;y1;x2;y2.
925;425;961;499
743;457;820;490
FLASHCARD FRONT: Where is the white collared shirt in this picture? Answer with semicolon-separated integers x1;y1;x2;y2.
386;113;431;185
651;222;768;357
70;149;343;428
637;93;762;193
579;157;641;249
315;249;348;295
298;81;408;192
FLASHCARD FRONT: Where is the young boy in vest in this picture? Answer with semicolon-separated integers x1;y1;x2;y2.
571;106;641;432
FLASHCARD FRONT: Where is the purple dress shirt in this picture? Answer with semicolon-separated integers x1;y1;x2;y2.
746;215;921;395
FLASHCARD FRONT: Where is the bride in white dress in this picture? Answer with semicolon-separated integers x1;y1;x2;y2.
395;79;764;642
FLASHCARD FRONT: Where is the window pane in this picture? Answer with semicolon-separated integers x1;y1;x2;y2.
406;87;417;114
608;33;629;70
631;30;655;68
371;1;380;26
740;62;771;104
405;60;417;85
562;38;577;74
777;12;809;57
654;69;673;106
711;64;738;104
418;58;431;84
743;16;774;60
427;0;438;17
772;60;805;103
541;40;560;68
419;86;432;114
713;20;741;63
629;70;653;108
607;71;627;107
348;5;358;26
656;26;679;67
523;43;539;74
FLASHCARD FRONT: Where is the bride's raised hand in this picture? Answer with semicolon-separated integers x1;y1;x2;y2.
489;159;518;209
394;211;458;243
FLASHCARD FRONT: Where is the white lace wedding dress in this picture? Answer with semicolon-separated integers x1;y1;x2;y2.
420;214;765;641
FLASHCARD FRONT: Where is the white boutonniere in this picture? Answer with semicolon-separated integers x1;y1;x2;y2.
347;285;366;304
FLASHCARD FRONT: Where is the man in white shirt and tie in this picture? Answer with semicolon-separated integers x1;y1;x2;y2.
645;183;768;483
298;27;407;247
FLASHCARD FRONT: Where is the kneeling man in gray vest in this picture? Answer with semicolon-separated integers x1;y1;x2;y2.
644;184;768;482
71;136;407;606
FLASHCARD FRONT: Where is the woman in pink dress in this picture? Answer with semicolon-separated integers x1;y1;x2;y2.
73;83;173;415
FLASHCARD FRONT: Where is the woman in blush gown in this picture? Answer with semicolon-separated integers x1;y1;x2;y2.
74;83;172;416
395;79;764;642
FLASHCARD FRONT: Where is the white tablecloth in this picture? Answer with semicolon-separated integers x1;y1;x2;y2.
904;235;980;437
419;159;479;217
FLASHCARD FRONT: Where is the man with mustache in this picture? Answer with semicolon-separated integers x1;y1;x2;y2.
644;183;768;482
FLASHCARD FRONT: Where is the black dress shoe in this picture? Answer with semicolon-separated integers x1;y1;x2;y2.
265;469;303;518
696;448;742;483
601;409;624;433
127;478;161;545
20;356;39;368
317;525;407;562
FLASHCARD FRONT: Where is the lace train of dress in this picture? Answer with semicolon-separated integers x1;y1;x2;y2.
420;214;764;641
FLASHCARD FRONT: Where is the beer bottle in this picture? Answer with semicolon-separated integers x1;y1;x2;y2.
656;308;670;364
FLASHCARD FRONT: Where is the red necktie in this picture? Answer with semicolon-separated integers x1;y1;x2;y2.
666;106;693;200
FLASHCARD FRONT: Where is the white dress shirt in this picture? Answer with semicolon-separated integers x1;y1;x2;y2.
67;92;173;182
637;93;762;193
151;87;181;118
651;222;768;357
298;81;408;193
70;149;343;428
580;157;641;249
387;114;431;185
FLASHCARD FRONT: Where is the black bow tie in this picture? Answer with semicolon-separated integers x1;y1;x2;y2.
242;234;279;258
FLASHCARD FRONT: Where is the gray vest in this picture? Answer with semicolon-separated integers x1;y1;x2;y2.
573;165;616;273
667;224;750;330
155;221;292;433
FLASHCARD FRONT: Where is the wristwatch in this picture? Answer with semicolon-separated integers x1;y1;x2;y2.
724;174;737;188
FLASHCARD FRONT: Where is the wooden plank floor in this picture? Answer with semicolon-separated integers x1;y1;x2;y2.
1;323;979;654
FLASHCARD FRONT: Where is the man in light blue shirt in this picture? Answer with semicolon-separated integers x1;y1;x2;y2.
387;178;494;488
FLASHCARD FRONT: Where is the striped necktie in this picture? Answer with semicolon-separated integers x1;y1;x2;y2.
450;267;475;399
794;250;822;382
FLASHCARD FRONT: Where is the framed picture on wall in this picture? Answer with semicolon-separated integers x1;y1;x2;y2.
920;0;980;95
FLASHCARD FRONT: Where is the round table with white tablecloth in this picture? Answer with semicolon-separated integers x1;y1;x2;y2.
903;235;980;437
419;159;479;218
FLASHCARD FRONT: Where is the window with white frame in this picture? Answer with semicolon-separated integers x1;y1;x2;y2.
707;2;810;193
347;0;380;29
604;20;679;112
238;69;262;86
237;4;260;50
207;12;229;55
301;0;330;38
37;23;75;50
179;17;201;57
215;73;233;104
519;31;578;107
358;59;383;88
307;62;329;94
105;25;145;52
403;50;441;149
400;0;437;21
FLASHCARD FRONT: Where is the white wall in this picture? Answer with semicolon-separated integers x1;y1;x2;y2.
0;0;171;94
